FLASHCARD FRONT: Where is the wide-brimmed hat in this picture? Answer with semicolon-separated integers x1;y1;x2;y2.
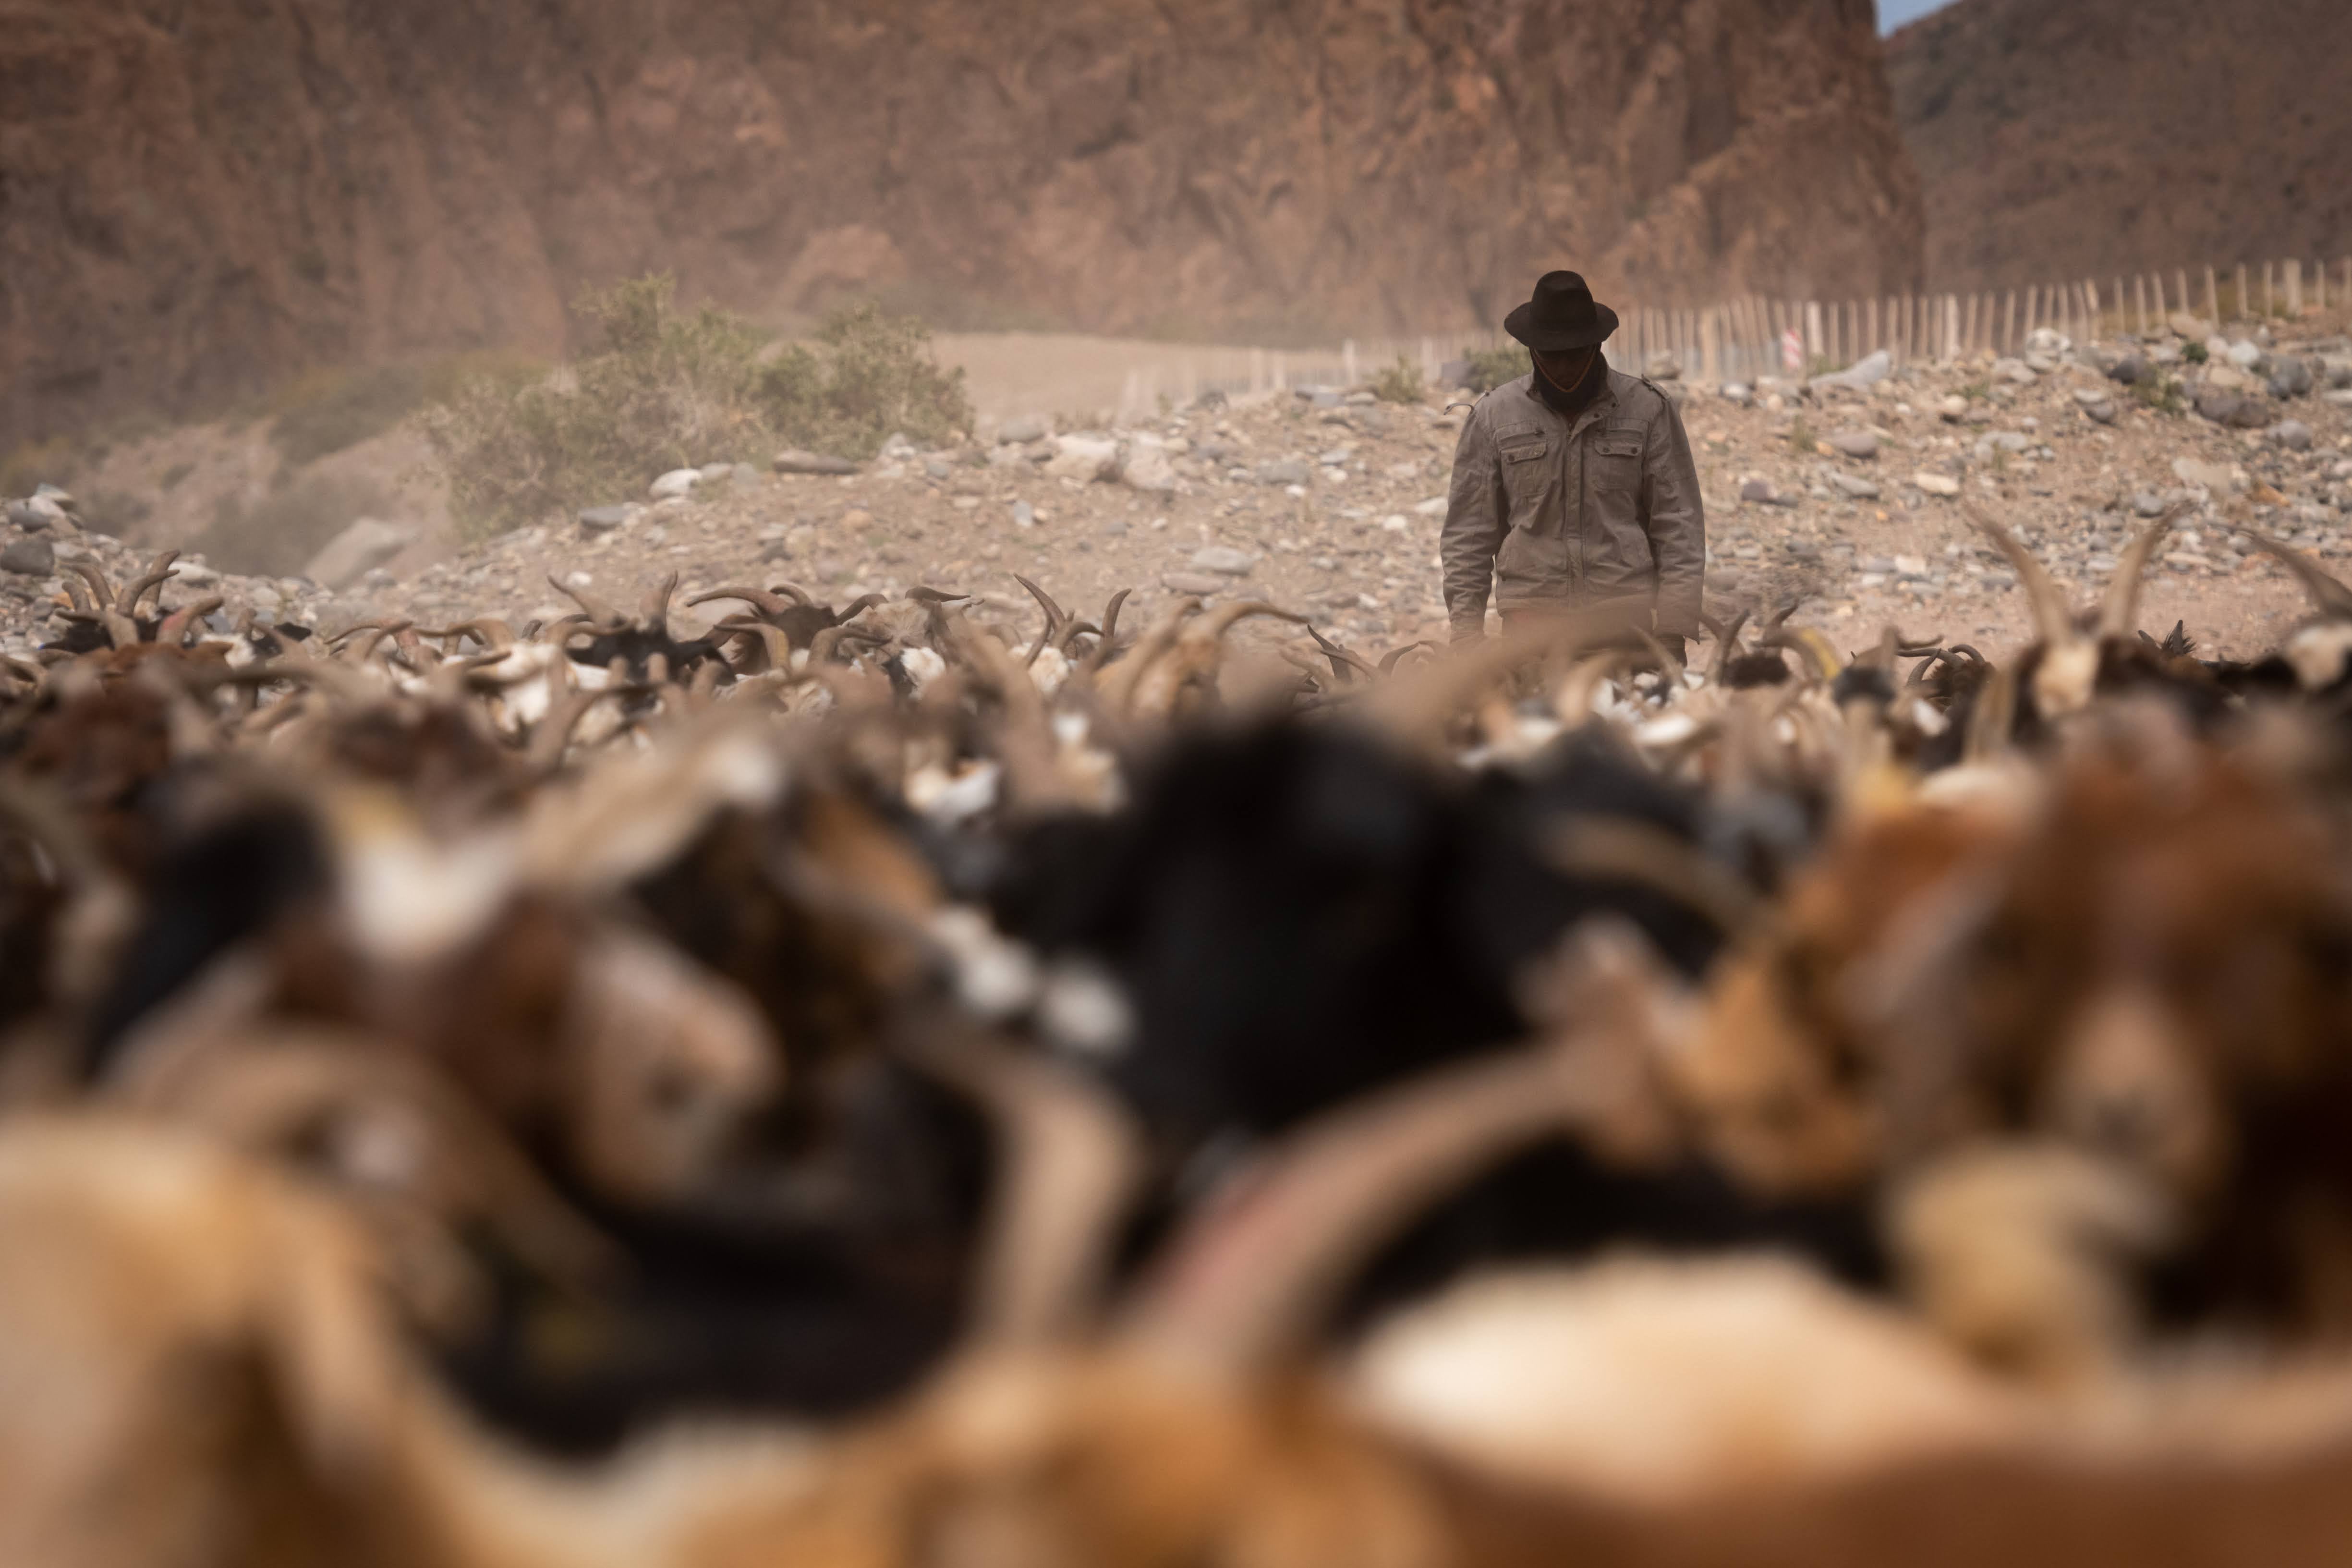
1503;270;1620;352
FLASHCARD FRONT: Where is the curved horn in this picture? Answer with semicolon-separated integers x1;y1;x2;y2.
2098;503;2190;641
426;618;516;653
1707;608;1753;683
764;580;818;608
1377;640;1433;676
1093;596;1201;714
155;596;225;646
1307;626;1375;685
546;574;624;629
1118;1031;1630;1374
640;571;679;635
1013;574;1072;665
833;592;885;626
1965;502;2076;646
69;564;116;618
901;1021;1143;1348
2234;526;2352;620
118;550;182;614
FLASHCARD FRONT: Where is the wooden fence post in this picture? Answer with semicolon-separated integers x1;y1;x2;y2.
2264;261;2275;319
2286;259;2303;316
2236;263;2250;323
2204;266;2219;323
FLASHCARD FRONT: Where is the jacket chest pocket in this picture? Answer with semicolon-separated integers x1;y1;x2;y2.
1496;429;1554;511
1591;436;1643;494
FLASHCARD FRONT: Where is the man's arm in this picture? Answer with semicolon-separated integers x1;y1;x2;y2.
1641;390;1706;638
1440;414;1506;641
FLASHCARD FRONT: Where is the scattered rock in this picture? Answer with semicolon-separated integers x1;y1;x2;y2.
1828;471;1881;499
649;468;701;500
1739;479;1779;504
774;449;860;475
1911;472;1962;497
1827;431;1879;460
0;538;54;576
2106;354;2146;386
2172;457;2240;495
1646;353;1682;381
1118;438;1179;494
301;517;416;590
2195;388;2247;425
2269;358;2314;400
1810;350;1891;393
2274;419;2315;452
1257;459;1313;487
2227;340;2266;370
577;505;635;535
994;414;1051;446
2072;388;2118;424
1011;500;1037;530
1413;495;1449;517
1044;435;1121;482
1190;546;1256;576
1161;572;1228;596
1991;357;2037;385
1719;382;1753;406
2203;364;2251;392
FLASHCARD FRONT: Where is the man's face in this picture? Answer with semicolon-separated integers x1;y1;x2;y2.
1532;344;1598;387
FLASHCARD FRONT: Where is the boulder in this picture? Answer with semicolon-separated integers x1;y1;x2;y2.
0;537;55;576
1808;350;1890;393
1117;437;1179;494
1044;435;1121;482
301;517;416;589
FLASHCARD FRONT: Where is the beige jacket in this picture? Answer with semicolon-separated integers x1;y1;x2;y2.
1439;367;1706;640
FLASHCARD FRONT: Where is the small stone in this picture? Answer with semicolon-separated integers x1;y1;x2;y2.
2274;420;2315;452
730;462;761;488
2195;388;2246;426
2203;363;2251;392
697;461;733;483
2269;358;2314;400
1829;471;1880;499
1413;496;1448;517
1810;351;1891;393
1718;382;1753;405
774;449;861;475
2106;354;2146;386
995;414;1050;445
1380;513;1410;533
1118;438;1179;494
1991;357;2037;386
2227;340;2265;370
1739;479;1779;504
1190;546;1256;576
578;505;634;534
650;468;701;500
1162;572;1228;596
924;459;954;482
1827;431;1879;460
1257;459;1313;486
2132;492;2170;518
1912;472;1962;497
1011;501;1037;529
2171;457;2238;495
1646;353;1682;381
0;537;54;576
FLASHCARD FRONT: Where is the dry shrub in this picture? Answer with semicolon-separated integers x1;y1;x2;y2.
423;277;970;541
1370;355;1425;405
1460;345;1528;393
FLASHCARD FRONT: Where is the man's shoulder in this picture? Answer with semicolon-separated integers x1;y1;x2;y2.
1467;375;1537;428
1609;367;1678;420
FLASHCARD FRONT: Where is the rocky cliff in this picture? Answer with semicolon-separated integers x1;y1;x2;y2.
3;0;1920;447
1887;0;2352;292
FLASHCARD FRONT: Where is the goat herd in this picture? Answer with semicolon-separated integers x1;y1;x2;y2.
10;500;2352;1565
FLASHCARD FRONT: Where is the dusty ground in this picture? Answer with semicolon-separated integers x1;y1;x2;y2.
5;315;2350;670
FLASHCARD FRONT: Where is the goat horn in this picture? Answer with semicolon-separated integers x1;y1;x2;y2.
1118;1030;1631;1374
1013;574;1072;656
1707;608;1752;683
546;574;624;629
1093;596;1201;714
2098;503;2190;641
1763;595;1809;631
764;580;818;607
118;550;181;614
1377;640;1433;676
1362;609;1621;747
1097;587;1132;646
641;571;679;634
69;564;116;618
443;618;516;652
834;592;885;626
1964;503;2076;647
687;585;794;618
901;1020;1142;1348
1306;626;1374;684
2233;525;2352;620
155;596;225;646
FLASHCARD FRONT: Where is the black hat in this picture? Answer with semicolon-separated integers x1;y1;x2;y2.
1503;270;1620;352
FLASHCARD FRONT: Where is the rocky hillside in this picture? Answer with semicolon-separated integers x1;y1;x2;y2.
3;0;1919;450
1887;0;2352;292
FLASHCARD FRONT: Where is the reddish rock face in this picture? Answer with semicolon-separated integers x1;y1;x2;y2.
1;0;1920;446
1887;0;2352;294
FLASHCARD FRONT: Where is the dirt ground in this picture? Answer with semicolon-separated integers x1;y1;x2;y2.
5;315;2350;670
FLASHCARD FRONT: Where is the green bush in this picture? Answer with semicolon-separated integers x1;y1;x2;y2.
423;277;970;540
2182;340;2209;364
1460;345;1528;394
1369;355;1425;405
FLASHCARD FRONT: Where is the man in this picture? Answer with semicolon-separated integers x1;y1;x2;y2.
1440;271;1704;657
